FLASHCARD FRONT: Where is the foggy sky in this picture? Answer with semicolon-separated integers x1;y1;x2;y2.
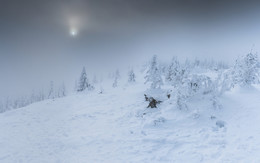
1;0;260;95
1;0;260;61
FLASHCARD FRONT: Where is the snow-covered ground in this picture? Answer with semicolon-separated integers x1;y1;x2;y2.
1;83;260;163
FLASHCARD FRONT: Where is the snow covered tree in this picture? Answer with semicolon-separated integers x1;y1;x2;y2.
232;53;260;86
112;76;118;88
215;69;234;94
176;89;188;110
58;82;66;97
115;69;120;79
39;89;45;101
48;81;55;99
165;57;185;87
112;69;120;88
128;68;136;83
77;67;94;92
78;67;88;91
0;101;4;113
144;55;163;89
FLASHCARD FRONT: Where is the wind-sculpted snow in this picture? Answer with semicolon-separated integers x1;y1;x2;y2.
1;84;260;162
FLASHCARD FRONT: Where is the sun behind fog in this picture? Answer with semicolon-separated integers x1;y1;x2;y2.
70;28;77;37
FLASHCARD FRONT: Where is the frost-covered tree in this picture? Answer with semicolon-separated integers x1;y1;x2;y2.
78;67;88;91
115;69;121;79
58;82;66;97
176;90;188;110
128;68;136;83
165;57;185;87
144;55;163;89
39;89;45;101
232;53;260;86
112;76;118;88
112;69;120;87
215;69;234;94
48;81;55;99
0;101;4;113
77;67;94;91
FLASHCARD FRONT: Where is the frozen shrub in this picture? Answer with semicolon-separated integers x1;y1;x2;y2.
175;74;216;109
185;75;215;95
215;69;234;94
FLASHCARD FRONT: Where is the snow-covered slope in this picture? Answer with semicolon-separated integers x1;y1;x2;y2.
1;84;260;163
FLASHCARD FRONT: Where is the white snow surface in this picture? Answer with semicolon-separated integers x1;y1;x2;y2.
1;84;260;163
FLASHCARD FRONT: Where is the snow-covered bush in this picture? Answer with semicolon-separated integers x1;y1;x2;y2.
144;55;163;89
175;74;217;109
188;75;215;95
176;74;214;96
215;69;234;94
232;53;260;86
176;89;188;110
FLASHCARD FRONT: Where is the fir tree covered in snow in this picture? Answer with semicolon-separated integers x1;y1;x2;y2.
128;68;136;83
48;81;55;99
145;55;163;89
115;69;120;79
112;69;120;88
165;57;184;87
112;77;118;88
58;82;66;97
232;53;260;86
77;67;94;92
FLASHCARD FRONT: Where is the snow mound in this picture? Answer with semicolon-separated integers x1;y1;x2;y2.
1;85;260;162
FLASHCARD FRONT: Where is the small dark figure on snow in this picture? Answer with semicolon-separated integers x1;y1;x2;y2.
144;94;162;108
147;97;157;108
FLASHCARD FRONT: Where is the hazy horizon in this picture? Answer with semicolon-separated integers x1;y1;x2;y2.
1;0;260;97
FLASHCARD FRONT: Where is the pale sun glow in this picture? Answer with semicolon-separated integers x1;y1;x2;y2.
70;29;77;36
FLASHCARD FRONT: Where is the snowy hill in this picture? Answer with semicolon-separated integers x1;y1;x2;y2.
1;83;260;163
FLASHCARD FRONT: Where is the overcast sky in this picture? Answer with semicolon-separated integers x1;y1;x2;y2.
1;0;260;95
